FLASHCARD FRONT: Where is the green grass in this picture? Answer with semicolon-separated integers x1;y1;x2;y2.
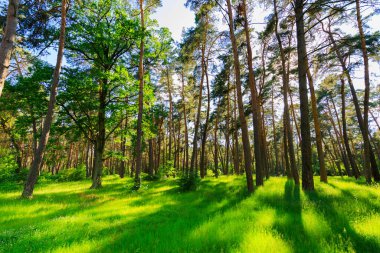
0;175;379;253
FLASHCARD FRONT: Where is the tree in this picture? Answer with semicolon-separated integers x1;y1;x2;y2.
0;0;19;97
22;0;67;198
294;0;314;191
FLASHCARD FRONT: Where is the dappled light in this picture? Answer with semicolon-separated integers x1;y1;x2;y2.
1;176;379;252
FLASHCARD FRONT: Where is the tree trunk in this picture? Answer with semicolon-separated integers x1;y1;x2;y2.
21;0;67;198
214;103;220;178
200;60;210;178
306;68;327;182
0;0;19;97
242;0;265;186
341;78;360;178
225;73;231;175
324;19;379;182
232;86;240;175
190;45;205;176
133;0;145;189
295;0;314;190
274;0;299;184
356;0;375;183
226;0;254;193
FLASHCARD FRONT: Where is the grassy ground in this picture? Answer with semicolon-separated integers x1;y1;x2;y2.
0;175;379;253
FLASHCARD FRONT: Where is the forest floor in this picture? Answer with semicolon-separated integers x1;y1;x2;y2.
0;175;379;253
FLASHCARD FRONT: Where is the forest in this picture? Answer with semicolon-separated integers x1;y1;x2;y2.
0;0;380;252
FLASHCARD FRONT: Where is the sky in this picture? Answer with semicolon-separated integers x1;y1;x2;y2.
151;0;195;42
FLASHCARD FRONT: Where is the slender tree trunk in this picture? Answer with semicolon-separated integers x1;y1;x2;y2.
306;68;327;182
181;71;189;174
167;67;173;162
242;0;264;186
324;20;379;182
225;74;231;175
232;86;240;175
341;78;360;178
295;0;314;190
226;0;254;192
274;0;299;184
21;0;67;198
0;0;19;97
356;0;375;183
214;103;220;178
200;60;210;178
190;46;205;176
134;0;145;189
326;100;351;176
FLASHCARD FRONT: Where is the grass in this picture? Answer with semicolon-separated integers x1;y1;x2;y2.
0;175;379;253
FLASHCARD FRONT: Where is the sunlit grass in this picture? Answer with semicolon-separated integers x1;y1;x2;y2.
0;175;379;252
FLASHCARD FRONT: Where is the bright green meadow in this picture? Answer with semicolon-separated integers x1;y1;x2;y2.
0;176;379;252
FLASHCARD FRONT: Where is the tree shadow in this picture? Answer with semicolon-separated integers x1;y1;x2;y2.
305;188;380;252
255;180;323;253
0;177;248;253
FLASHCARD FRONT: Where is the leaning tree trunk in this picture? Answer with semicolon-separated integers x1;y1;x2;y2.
22;0;67;198
341;78;360;178
295;0;314;191
306;69;327;182
0;0;19;97
134;0;145;189
226;0;254;193
356;0;376;183
242;0;265;186
274;0;299;184
324;20;380;182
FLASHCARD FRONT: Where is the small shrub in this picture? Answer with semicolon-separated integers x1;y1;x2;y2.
143;173;160;181
178;173;200;192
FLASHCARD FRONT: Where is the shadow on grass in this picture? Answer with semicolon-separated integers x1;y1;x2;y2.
0;177;248;253
255;180;323;253
305;187;380;252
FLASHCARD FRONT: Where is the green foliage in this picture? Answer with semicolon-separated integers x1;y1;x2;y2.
178;173;200;192
39;165;87;183
0;155;17;182
159;160;176;178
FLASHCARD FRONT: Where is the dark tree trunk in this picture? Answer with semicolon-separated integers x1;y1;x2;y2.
134;0;145;189
274;0;299;184
242;0;265;186
200;60;210;178
306;68;327;182
341;78;360;178
295;0;314;190
22;0;67;198
226;0;254;193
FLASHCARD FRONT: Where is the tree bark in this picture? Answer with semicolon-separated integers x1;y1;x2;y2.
324;19;380;182
295;0;314;190
242;0;265;186
22;0;67;198
200;60;210;178
0;0;19;97
340;78;360;178
226;0;254;192
134;0;145;189
306;68;327;182
274;0;299;184
355;0;375;183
